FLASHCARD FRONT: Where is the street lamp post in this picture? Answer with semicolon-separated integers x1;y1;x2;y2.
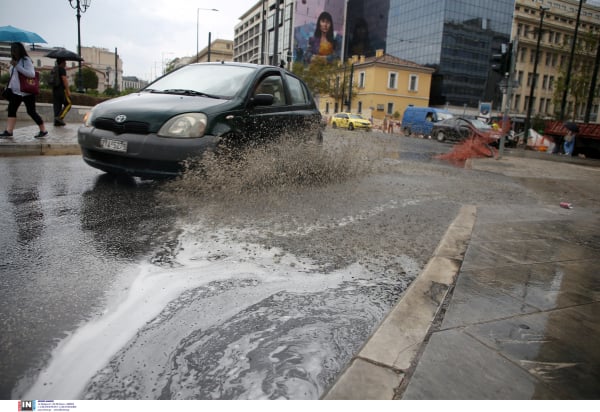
68;0;91;93
197;8;219;63
524;5;549;138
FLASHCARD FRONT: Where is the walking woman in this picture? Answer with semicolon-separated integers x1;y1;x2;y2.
0;42;48;139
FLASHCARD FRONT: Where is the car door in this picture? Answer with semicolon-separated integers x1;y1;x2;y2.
284;73;322;139
244;72;291;144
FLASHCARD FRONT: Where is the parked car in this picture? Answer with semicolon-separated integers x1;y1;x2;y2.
431;117;502;143
401;106;453;137
78;62;323;179
330;112;372;131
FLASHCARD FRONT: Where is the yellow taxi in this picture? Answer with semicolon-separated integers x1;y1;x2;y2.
330;112;372;131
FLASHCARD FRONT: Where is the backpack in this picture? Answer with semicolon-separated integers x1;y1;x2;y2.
48;66;60;87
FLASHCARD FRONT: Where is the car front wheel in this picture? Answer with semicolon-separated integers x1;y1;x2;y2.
332;122;337;129
403;127;411;137
348;123;354;131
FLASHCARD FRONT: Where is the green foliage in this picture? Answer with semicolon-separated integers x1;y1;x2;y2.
103;87;120;97
81;67;99;91
552;29;598;119
291;59;358;107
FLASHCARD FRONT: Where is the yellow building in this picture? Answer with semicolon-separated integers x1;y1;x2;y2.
319;50;434;123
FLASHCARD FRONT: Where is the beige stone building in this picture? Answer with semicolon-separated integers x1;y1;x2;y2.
511;0;600;121
195;39;234;63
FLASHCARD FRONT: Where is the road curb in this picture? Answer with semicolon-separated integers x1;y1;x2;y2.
322;205;477;400
0;143;81;157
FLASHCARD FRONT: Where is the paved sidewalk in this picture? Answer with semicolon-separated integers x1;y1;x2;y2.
325;157;600;400
0;123;81;156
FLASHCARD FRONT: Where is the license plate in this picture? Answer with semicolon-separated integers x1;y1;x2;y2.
100;138;127;153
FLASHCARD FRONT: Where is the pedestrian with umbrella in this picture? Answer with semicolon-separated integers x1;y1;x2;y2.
50;58;72;126
45;48;82;126
0;42;48;139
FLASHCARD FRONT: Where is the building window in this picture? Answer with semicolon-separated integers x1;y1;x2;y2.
388;72;397;89
520;47;527;62
325;102;330;114
387;102;394;114
358;101;363;113
358;72;365;88
409;74;418;91
514;94;521;111
542;75;548;89
549;76;555;90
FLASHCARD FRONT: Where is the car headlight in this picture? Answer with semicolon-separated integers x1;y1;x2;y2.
158;113;207;138
83;107;96;127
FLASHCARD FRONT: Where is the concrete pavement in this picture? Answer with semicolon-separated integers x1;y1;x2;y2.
1;122;599;399
325;155;600;400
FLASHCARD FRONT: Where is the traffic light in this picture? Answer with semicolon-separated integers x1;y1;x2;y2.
491;42;512;76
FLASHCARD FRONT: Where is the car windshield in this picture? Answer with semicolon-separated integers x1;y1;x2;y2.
469;119;492;130
437;113;453;121
348;114;365;119
144;64;256;99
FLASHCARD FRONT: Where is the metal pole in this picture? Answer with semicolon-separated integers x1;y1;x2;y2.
348;63;354;112
584;33;600;123
273;0;280;66
114;47;118;92
524;6;547;139
76;0;83;93
196;9;199;63
560;0;583;120
207;32;212;62
498;40;517;159
261;0;266;64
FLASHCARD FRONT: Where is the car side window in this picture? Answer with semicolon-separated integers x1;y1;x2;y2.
254;75;287;106
285;74;309;105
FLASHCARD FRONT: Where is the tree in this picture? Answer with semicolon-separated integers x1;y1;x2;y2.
82;67;99;92
553;29;598;120
292;59;358;109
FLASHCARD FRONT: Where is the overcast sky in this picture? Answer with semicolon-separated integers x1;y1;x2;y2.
2;0;257;80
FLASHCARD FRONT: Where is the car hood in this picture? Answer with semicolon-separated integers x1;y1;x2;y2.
91;92;231;131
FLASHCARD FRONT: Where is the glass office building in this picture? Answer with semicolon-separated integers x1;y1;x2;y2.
382;0;514;107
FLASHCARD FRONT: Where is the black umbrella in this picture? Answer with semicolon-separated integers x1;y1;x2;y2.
563;122;579;133
45;48;83;61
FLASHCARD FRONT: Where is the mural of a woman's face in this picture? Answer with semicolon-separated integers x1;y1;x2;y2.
319;17;332;35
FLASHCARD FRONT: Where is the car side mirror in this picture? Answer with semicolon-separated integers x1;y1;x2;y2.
251;93;274;106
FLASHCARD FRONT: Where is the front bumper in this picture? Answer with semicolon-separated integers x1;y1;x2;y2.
77;126;221;178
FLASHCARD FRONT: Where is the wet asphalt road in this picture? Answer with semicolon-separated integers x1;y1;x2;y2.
0;131;542;399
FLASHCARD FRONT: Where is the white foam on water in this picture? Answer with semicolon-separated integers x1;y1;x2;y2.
20;223;378;399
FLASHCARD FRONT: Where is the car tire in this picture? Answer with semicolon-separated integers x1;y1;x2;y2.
332;122;337;129
436;131;445;142
348;123;354;131
403;128;411;137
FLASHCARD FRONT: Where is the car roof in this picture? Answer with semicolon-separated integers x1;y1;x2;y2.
188;61;285;71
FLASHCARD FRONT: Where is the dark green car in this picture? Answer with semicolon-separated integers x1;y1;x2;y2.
78;62;322;179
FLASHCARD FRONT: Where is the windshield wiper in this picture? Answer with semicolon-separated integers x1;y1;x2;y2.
163;89;220;98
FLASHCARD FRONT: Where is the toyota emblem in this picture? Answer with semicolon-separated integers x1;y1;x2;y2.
115;115;127;123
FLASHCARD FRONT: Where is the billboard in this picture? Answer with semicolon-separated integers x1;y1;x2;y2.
293;0;347;64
